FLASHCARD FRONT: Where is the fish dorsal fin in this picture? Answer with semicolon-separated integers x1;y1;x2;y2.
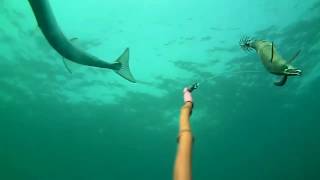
274;75;288;86
289;50;301;63
270;42;274;63
69;37;80;47
70;37;79;42
69;37;82;49
69;37;92;50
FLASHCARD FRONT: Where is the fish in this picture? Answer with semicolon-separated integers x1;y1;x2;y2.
28;0;136;83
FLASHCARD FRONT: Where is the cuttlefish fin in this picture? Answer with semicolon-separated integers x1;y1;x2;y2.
274;75;288;86
288;50;301;63
270;42;274;63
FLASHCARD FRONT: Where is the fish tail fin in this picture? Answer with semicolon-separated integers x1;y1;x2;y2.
114;48;136;83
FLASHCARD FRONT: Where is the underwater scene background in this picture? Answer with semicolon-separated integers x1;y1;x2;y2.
1;0;320;179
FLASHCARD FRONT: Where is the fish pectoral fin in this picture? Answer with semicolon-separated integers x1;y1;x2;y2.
274;75;288;86
288;50;301;63
62;57;73;74
270;42;274;63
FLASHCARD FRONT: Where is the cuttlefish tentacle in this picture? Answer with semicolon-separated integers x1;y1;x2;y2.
274;75;288;86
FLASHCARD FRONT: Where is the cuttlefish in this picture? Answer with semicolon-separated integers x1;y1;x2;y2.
240;36;301;86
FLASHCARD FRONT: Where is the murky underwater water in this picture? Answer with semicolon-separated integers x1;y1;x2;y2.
1;0;320;179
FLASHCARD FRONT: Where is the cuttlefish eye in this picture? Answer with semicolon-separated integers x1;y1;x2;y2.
281;64;289;70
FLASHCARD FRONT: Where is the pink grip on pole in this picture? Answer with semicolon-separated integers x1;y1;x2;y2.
183;88;193;103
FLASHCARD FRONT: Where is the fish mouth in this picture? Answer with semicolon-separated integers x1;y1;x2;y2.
284;68;302;76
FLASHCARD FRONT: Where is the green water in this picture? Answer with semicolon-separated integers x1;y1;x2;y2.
1;0;320;179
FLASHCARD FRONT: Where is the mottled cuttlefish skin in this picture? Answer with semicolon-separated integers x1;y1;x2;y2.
28;0;136;83
240;37;301;86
